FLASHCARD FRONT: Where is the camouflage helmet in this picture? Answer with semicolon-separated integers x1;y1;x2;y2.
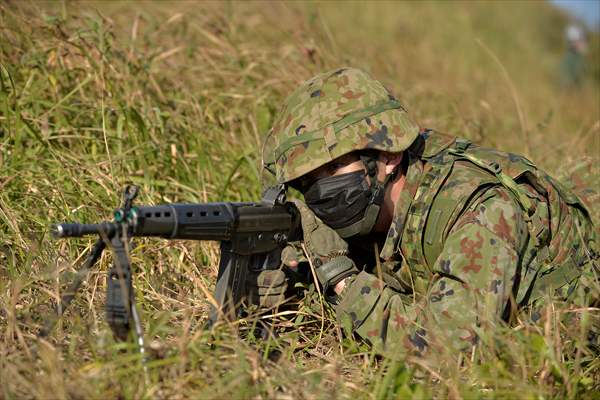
263;67;419;184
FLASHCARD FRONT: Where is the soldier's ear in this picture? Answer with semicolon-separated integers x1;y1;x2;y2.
379;152;403;175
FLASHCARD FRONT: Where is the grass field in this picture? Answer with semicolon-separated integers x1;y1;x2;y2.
1;1;599;398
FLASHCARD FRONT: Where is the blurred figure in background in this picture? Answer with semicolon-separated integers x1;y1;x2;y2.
561;24;588;87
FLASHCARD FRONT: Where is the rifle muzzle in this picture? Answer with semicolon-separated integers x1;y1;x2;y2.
51;222;118;238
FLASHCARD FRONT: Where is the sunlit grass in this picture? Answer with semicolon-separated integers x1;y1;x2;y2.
1;1;598;398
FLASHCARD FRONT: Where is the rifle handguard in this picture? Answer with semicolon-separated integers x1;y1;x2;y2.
315;256;359;293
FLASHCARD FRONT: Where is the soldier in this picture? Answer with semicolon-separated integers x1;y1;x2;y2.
260;68;598;357
561;24;588;87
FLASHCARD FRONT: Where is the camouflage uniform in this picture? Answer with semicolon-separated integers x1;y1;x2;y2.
264;68;598;357
336;130;597;356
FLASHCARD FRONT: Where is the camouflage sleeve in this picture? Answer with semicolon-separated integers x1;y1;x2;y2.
335;188;528;357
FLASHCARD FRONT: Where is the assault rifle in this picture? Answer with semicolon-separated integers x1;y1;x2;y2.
43;184;301;348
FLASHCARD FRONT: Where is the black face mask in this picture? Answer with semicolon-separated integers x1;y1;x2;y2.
303;170;378;235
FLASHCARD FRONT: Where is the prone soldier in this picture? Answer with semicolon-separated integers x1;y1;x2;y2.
260;67;598;357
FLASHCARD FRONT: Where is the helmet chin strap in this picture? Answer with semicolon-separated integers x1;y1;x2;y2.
335;155;397;238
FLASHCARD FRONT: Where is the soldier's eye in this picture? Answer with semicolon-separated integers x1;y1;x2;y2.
298;177;317;192
328;163;344;174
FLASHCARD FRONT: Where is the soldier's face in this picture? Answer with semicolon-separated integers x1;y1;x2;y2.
309;153;364;180
297;152;403;236
306;152;400;184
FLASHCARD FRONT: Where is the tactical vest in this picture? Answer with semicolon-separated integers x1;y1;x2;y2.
394;130;595;304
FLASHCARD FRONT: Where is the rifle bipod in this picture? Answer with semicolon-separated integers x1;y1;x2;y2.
40;186;147;365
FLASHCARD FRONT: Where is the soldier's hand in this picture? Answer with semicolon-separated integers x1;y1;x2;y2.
246;269;288;308
292;199;359;295
281;242;303;269
246;241;310;309
246;241;307;309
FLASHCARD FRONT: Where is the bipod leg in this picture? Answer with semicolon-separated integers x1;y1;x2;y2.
131;302;149;381
107;233;148;374
39;239;106;338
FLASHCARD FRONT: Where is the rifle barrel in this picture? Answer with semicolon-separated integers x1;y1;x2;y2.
51;222;118;238
51;202;300;245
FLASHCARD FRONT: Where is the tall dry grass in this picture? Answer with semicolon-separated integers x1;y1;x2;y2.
1;1;599;398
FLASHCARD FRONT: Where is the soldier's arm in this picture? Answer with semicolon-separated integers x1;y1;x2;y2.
335;188;528;357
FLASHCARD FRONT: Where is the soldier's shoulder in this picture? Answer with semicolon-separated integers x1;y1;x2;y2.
408;129;456;160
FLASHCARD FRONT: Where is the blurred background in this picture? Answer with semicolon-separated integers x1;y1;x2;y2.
2;1;598;202
552;0;599;30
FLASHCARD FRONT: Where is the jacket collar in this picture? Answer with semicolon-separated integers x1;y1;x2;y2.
379;130;456;260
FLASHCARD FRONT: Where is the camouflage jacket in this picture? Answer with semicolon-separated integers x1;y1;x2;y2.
334;130;597;357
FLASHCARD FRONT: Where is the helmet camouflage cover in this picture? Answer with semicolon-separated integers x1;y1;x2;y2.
263;67;420;184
